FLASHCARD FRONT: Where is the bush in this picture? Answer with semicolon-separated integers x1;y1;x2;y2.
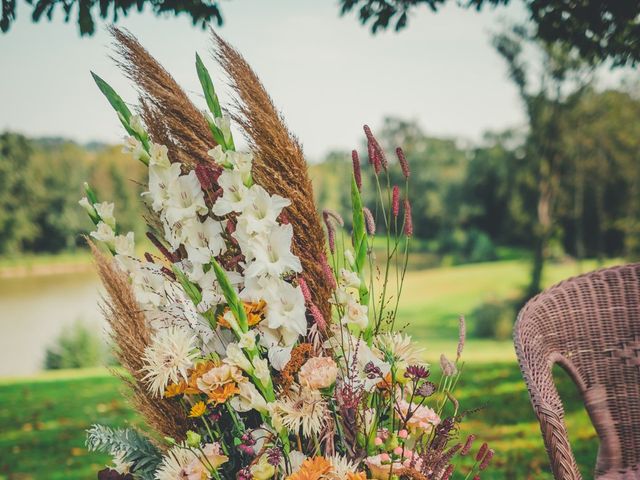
471;298;516;340
44;320;105;370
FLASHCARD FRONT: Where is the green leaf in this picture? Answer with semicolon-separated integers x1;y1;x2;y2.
196;53;223;118
90;72;134;135
210;257;248;333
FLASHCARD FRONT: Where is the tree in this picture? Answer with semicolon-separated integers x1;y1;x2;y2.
339;0;640;66
0;0;223;36
493;25;593;299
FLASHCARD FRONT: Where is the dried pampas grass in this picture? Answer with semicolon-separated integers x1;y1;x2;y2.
109;26;215;166
89;240;188;441
210;31;332;323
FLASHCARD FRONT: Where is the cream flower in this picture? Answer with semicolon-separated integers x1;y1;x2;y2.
183;442;228;479
114;232;135;257
375;333;425;368
243;224;302;278
149;143;170;167
90;221;115;245
253;357;271;385
396;400;440;433
268;387;327;438
339;268;361;289
122;135;145;162
183;217;226;264
147;162;182;213
298;357;338;389
196;363;244;394
239;185;290;234
341;300;368;330
129;261;168;308
141;327;197;398
154;445;197;480
238;330;257;350
224;342;253;372
164;171;208;224
230;380;268;413
212;169;251;216
262;280;306;336
129;114;146;137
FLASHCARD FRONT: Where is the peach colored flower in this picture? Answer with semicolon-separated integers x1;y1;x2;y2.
197;363;244;394
183;443;228;480
365;451;421;480
298;357;338;389
397;400;440;433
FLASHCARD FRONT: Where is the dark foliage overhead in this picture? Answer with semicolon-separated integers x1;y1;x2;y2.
339;0;640;66
0;0;223;36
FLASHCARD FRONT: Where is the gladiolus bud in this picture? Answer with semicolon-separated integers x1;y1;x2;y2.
186;430;201;448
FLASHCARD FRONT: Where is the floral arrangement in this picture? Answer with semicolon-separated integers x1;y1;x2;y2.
81;28;493;480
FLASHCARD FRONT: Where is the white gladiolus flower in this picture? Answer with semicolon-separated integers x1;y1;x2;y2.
262;280;306;336
149;143;170;167
90;221;116;245
183;217;226;264
257;327;297;370
240;185;290;234
212;170;251;216
214;115;232;145
253;357;271;385
224;342;253;372
129;115;146;137
122;135;145;161
141;326;197;398
78;196;94;215
93;201;116;229
243;224;302;278
164;171;208;225
114;232;135;257
341;299;369;329
339;268;361;289
227;151;253;182
230;380;268;413
238;330;256;350
129;261;168;308
207;145;228;166
344;249;355;267
147;162;181;212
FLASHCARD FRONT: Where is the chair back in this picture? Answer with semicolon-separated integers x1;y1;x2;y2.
514;263;640;479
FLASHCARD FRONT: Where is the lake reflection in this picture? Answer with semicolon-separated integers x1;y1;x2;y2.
0;270;103;376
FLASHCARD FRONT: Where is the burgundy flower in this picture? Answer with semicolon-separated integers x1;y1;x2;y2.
405;364;429;379
352;150;362;191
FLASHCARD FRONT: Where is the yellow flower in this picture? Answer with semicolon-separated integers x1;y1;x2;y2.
164;382;186;398
251;455;276;480
189;401;207;418
218;301;266;328
207;382;241;405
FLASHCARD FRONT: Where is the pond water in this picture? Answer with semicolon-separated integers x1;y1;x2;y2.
0;270;104;376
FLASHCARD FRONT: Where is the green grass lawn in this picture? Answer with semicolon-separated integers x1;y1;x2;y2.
0;257;615;479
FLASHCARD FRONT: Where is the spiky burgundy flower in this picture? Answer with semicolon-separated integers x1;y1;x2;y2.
392;185;400;218
405;364;429;379
441;464;455;480
396;147;410;179
298;277;312;303
475;442;489;462
479;449;494;470
363;125;387;171
403;199;413;237
363;207;376;235
461;434;476;456
309;303;327;331
237;467;252;480
321;254;337;290
352;150;362;191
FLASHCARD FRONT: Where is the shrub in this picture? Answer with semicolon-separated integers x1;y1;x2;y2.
44;320;105;370
471;298;516;340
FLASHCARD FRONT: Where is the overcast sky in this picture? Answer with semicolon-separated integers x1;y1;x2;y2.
0;0;532;160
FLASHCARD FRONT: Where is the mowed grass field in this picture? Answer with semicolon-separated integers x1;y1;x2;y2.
0;258;613;479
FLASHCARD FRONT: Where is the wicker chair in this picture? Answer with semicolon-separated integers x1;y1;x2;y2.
514;263;640;480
